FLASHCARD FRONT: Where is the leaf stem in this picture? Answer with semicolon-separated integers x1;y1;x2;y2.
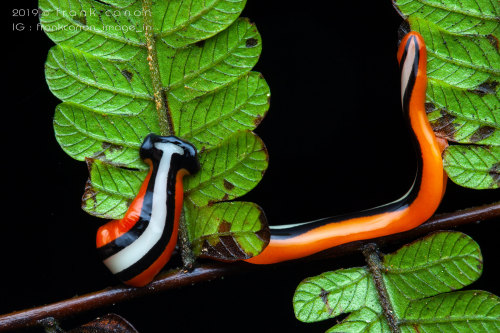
179;210;196;270
362;244;400;333
0;202;498;331
142;0;173;136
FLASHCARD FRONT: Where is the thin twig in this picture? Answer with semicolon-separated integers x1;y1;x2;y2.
0;202;498;331
363;244;401;333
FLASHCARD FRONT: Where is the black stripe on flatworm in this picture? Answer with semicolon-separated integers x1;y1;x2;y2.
113;153;183;282
96;161;157;260
271;35;424;240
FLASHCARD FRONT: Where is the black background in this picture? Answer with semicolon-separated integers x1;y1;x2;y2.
4;0;499;332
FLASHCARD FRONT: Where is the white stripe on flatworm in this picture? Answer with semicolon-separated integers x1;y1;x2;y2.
401;37;417;106
103;142;184;274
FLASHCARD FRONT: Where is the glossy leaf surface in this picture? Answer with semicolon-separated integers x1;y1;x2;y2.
184;201;269;260
41;0;270;260
293;232;500;332
443;145;499;189
394;0;500;189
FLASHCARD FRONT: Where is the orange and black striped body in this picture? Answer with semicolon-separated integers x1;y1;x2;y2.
245;32;447;265
96;32;446;283
96;134;199;287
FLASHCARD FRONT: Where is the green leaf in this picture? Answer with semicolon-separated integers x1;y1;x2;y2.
327;307;389;333
41;0;270;259
382;231;483;317
40;0;144;61
394;0;500;190
158;18;262;103
40;0;248;60
154;0;248;49
175;71;270;150
184;130;268;207
293;232;499;332
427;105;499;146
425;84;499;145
294;268;381;323
54;103;155;170
412;18;499;90
443;145;499;188
82;159;147;218
82;183;132;219
393;0;500;35
400;291;500;332
184;201;269;260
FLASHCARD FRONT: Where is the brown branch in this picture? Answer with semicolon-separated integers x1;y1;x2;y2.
0;263;251;332
0;202;498;331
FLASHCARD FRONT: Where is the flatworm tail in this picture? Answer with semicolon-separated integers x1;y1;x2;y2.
96;134;199;287
245;32;447;265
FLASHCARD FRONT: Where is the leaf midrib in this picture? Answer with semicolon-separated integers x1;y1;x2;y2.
383;254;480;274
445;160;498;172
445;146;499;171
426;48;500;76
296;270;374;322
91;164;144;199
297;271;370;301
48;46;154;101
399;0;500;21
157;0;225;39
164;20;256;92
182;89;262;140
400;316;500;324
58;102;149;146
185;152;263;196
426;82;500;128
185;141;264;196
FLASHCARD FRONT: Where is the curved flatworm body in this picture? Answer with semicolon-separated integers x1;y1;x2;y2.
245;32;448;265
95;31;448;284
96;134;199;287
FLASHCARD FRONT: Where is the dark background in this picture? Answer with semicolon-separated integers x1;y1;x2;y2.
4;0;499;332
